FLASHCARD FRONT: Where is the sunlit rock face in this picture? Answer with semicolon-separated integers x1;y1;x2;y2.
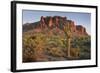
23;16;88;36
38;16;88;36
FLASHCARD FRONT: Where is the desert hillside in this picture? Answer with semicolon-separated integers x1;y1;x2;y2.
22;16;91;62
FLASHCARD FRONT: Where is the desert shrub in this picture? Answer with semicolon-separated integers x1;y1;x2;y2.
22;35;36;62
70;48;80;57
23;33;48;62
80;52;91;59
46;47;65;57
71;36;91;59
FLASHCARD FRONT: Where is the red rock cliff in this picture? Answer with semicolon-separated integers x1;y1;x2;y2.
38;16;88;36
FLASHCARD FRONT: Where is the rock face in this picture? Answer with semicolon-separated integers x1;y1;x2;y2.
76;25;88;35
38;16;88;36
39;16;66;29
23;16;88;36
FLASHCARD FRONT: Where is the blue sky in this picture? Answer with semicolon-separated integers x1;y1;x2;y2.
23;10;91;35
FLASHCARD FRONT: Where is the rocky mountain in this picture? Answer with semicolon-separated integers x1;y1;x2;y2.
23;16;88;37
23;16;91;62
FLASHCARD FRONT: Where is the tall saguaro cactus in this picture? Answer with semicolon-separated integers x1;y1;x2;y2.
63;22;72;58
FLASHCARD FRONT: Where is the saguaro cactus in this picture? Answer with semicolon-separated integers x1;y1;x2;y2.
63;22;72;58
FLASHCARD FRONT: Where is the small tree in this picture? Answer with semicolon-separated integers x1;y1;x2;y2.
63;22;72;58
